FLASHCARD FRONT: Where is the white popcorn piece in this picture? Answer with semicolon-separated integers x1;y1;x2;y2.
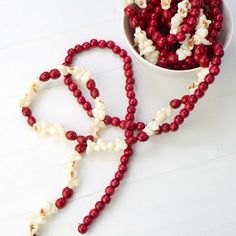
73;67;92;84
143;126;155;136
193;28;211;45
59;65;72;76
144;107;173;137
19;79;42;108
123;0;134;7
63;153;82;188
28;202;58;236
196;9;212;31
67;178;80;188
29;222;39;236
134;0;147;8
86;138;127;154
197;67;210;83
161;0;172;10
134;27;159;64
176;34;195;61
170;14;184;34
189;81;199;94
33;121;65;137
170;0;191;34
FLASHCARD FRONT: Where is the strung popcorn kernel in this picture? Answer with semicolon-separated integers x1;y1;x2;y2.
19;79;42;108
134;27;159;64
188;67;210;94
143;107;172;136
27;202;58;236
170;0;191;34
64;153;82;188
86;138;127;154
193;10;212;46
161;0;172;10
123;0;135;7
33;121;65;137
134;0;147;8
176;34;194;61
123;0;147;8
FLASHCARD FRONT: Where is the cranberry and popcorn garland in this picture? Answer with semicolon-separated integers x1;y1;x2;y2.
58;37;223;234
28;153;81;236
20;66;127;236
124;0;223;69
21;9;224;234
62;39;139;134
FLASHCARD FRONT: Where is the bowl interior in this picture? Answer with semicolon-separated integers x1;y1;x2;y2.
123;0;233;74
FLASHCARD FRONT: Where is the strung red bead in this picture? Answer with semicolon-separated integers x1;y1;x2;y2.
101;194;111;204
49;69;61;79
170;99;181;109
22;107;32;117
65;131;77;141
55;198;66;209
83;216;93;225
105;186;115;196
78;224;88;234
75;144;87;153
39;72;50;82
62;187;74;199
27;116;36;126
95;201;105;211
137;131;149;142
89;209;99;218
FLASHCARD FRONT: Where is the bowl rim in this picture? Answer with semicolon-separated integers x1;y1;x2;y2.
123;0;234;74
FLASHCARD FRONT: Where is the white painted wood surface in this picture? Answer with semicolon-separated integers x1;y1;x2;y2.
0;1;235;235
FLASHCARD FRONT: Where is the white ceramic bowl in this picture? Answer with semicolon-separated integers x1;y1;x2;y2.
123;0;233;78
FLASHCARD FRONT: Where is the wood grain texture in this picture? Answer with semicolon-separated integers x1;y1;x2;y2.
0;0;235;235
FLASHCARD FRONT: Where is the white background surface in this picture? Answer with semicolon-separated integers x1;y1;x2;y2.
0;0;236;236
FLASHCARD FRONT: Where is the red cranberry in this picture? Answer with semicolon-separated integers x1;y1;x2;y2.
75;144;87;153
166;34;177;45
124;6;136;17
78;224;88;234
204;74;215;84
111;117;120;126
90;39;98;47
176;32;186;42
209;65;220;75
83;216;93;225
89;209;99;218
39;72;50;82
55;198;66;209
156;36;166;48
136;122;145;131
105;186;115;196
49;69;61;79
170;122;179;132
27;116;36;126
180;109;189;118
62;187;73;199
199;55;210;67
95;201;105;211
167;53;178;65
170;99;181;109
22;107;32;117
110;178;120;188
65;131;77;140
161;123;170;133
101;194;111;204
98;40;107;48
174;115;184;125
137;131;149;142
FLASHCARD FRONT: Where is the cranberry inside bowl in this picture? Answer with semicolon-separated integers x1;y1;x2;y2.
123;0;233;78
